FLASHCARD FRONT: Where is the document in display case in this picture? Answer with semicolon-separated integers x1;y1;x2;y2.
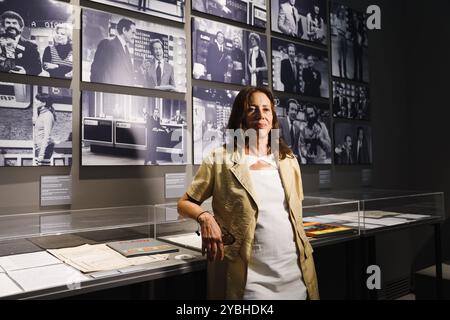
0;205;204;299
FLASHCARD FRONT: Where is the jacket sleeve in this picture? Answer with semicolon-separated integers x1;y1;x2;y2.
186;152;215;203
90;40;107;82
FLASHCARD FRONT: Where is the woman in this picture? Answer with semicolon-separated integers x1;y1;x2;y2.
177;87;319;300
334;6;348;79
247;33;267;87
230;36;245;85
306;3;325;43
42;23;73;79
34;93;56;166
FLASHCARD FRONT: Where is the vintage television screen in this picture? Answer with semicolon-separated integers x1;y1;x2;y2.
83;118;114;145
115;121;147;149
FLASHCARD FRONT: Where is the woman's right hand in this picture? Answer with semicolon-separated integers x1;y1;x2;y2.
198;212;224;262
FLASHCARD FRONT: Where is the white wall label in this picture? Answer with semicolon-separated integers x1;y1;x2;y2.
165;173;186;199
40;175;72;206
319;170;332;189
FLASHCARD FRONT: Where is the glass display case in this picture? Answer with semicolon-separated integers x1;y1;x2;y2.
0;205;205;299
308;189;445;234
154;197;361;250
302;196;361;247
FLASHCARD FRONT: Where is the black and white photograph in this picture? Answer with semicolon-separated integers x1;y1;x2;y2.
271;0;327;45
330;2;369;83
82;91;187;166
82;8;187;92
89;0;185;22
192;0;266;28
0;0;73;79
332;80;370;120
192;17;268;87
192;86;239;164
272;37;329;98
275;96;331;164
0;81;72;167
334;122;372;165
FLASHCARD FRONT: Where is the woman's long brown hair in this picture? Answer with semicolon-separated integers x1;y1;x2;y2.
226;86;294;160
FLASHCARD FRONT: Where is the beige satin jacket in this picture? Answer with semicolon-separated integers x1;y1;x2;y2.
187;147;319;300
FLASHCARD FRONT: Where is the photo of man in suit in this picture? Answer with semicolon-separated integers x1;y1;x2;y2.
206;31;228;82
144;108;168;165
354;126;370;164
0;11;42;76
333;83;348;117
142;39;175;90
277;0;303;38
302;55;322;97
171;109;185;124
90;18;136;86
280;43;298;94
279;99;302;156
336;134;355;164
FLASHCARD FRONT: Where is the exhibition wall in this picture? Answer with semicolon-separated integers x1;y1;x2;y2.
0;0;414;214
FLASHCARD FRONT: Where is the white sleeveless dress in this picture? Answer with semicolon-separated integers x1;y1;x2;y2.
243;154;307;300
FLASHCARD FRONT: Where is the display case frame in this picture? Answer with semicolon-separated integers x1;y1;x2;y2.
0;205;205;300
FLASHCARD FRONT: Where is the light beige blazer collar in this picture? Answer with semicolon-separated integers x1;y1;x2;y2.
228;150;295;210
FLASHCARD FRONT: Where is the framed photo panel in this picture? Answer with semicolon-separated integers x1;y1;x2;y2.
334;122;372;165
272;37;329;98
271;0;327;45
0;0;73;79
192;86;239;164
82;91;187;166
0;81;72;167
275;96;332;164
88;0;185;22
330;2;369;83
82;8;187;92
192;17;268;87
332;79;370;120
192;0;266;28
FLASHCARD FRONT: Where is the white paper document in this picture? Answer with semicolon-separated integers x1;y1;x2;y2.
8;263;89;292
320;214;358;222
303;216;344;224
0;273;23;297
0;251;62;272
158;233;202;251
48;244;169;273
0;265;4;273
363;217;410;226
343;222;381;230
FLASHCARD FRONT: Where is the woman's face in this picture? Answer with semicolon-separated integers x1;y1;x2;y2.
245;92;273;139
250;36;257;47
55;27;68;45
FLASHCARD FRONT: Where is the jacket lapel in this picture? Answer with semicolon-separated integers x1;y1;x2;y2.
228;151;259;209
278;157;294;206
